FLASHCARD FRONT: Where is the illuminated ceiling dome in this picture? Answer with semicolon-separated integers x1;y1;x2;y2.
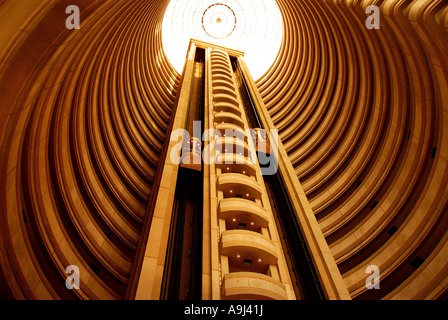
162;0;283;80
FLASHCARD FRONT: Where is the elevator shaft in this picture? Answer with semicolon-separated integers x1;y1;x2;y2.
233;58;325;299
160;49;205;300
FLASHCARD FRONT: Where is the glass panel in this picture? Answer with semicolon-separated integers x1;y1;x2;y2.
162;0;283;80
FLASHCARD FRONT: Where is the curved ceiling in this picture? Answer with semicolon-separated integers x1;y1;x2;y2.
161;0;283;80
0;0;447;300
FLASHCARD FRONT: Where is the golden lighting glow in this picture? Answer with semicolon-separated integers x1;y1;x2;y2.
162;0;283;80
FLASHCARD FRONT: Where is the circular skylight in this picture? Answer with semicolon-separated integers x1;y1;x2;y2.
162;0;283;81
202;4;236;39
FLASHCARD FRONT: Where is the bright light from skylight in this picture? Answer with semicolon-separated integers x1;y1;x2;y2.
162;0;283;81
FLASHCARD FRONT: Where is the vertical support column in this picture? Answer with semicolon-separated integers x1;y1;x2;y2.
202;46;218;300
132;42;199;300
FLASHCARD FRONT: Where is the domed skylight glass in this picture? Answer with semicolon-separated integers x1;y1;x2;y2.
162;0;283;81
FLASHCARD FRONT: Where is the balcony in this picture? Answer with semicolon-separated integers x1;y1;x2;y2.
214;136;250;157
214;123;246;140
213;92;239;107
212;73;234;87
222;272;288;300
216;156;257;175
212;78;236;92
211;65;233;78
214;101;242;116
211;59;232;72
213;86;238;100
218;198;269;230
217;173;262;200
220;229;278;266
214;111;245;129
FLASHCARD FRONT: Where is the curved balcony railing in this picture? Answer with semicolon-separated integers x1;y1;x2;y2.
215;153;256;170
214;111;245;129
222;272;288;300
217;173;262;200
214;102;242;116
220;229;278;265
212;79;236;92
218;198;269;229
213;93;240;106
214;136;251;157
213;86;238;100
212;73;235;86
211;65;232;77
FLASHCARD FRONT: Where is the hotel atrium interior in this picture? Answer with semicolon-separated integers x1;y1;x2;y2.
0;0;447;300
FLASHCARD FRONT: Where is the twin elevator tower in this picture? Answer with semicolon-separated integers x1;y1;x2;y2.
129;40;351;300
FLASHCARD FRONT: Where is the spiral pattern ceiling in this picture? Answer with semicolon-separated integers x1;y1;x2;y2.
161;0;283;80
0;0;447;300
